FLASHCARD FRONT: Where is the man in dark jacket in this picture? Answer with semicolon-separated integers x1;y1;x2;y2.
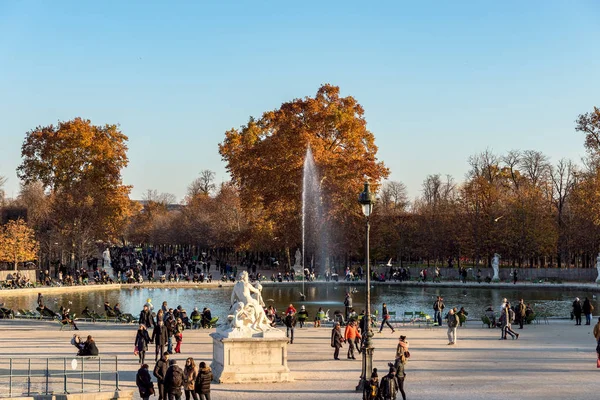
139;305;154;329
152;320;169;361
379;366;399;400
164;359;184;400
284;311;297;344
195;361;213;400
517;299;527;329
153;353;169;400
573;297;583;326
164;309;176;354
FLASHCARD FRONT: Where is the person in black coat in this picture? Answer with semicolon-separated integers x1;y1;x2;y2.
153;354;169;400
135;324;151;364
195;361;213;400
139;305;154;329
284;312;297;344
331;322;344;360
573;298;583;326
152;320;169;361
136;363;154;400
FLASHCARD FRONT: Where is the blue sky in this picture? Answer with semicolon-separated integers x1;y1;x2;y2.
1;1;599;201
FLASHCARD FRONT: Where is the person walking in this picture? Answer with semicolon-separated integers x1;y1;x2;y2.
378;303;395;334
153;353;169;400
379;366;399;400
331;322;344;360
183;357;199;400
164;359;184;400
517;299;527;329
152;320;169;361
344;320;361;359
573;297;583;326
583;297;593;326
500;302;519;340
195;361;213;400
447;309;459;345
136;363;154;400
344;292;353;321
135;324;151;364
433;296;445;326
284;311;297;344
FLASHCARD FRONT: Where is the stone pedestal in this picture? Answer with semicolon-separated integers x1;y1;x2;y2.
210;333;292;383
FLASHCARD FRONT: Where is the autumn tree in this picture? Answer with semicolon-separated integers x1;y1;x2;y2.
17;118;134;266
219;85;389;267
0;219;39;270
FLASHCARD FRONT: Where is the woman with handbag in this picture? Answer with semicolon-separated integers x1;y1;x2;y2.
378;303;395;334
135;324;151;364
136;363;155;400
396;335;409;360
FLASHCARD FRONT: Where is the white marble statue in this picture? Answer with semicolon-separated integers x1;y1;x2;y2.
102;248;111;268
217;271;281;338
596;253;600;283
492;253;500;281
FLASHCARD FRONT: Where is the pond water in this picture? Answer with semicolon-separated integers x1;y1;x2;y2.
3;283;599;320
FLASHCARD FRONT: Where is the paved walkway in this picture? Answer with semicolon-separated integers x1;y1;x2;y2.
1;318;599;399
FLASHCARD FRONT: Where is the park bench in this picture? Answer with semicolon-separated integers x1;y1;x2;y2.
403;311;414;325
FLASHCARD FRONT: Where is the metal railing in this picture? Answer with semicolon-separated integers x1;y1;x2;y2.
0;356;120;398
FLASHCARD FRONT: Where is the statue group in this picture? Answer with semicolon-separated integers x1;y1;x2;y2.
217;271;281;338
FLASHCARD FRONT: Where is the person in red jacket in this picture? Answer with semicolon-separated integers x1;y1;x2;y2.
285;304;297;315
344;320;361;359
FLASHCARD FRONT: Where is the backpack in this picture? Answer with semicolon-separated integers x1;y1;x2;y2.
171;366;183;388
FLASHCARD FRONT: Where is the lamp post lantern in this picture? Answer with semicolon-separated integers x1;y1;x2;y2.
356;180;376;391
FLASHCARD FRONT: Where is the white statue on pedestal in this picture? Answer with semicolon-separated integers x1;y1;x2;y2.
217;271;282;338
492;253;500;281
293;249;302;275
596;253;600;283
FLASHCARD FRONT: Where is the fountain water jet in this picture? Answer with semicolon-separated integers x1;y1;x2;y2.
301;146;330;294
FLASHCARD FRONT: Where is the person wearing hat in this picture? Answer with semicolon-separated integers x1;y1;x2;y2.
331;322;344;360
396;335;409;359
363;368;379;400
379;366;399;400
297;305;309;328
572;297;583;326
